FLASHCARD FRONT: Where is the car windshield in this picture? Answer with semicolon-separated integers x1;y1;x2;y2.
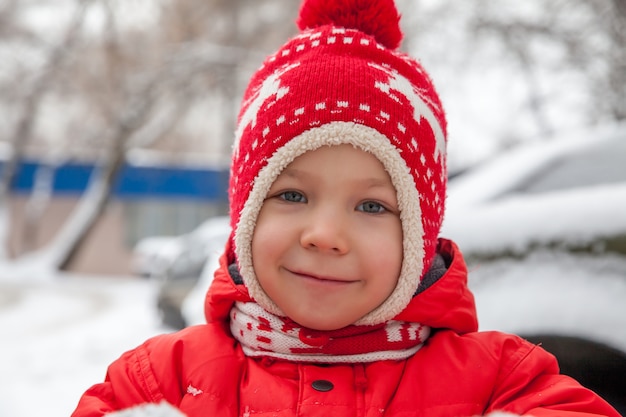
512;136;626;194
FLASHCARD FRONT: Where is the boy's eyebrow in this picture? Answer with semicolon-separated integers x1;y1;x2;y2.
361;177;394;188
280;167;305;178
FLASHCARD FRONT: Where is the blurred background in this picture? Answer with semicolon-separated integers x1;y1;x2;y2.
0;0;624;416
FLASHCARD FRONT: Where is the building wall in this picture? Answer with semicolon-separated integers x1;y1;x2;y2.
8;195;228;276
4;158;230;276
8;196;135;276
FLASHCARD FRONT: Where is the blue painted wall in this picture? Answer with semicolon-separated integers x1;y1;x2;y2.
7;160;229;201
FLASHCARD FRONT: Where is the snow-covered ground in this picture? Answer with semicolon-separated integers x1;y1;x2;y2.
0;272;166;417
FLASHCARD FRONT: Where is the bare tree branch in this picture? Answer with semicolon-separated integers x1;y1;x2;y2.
0;0;95;259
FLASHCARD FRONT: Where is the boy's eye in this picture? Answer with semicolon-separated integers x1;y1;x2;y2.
357;201;386;214
279;191;307;203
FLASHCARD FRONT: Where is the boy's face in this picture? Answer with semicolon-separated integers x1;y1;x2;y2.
251;144;403;331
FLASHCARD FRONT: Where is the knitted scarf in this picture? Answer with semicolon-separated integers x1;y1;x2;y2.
230;301;430;363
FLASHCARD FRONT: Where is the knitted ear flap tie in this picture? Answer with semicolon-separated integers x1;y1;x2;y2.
229;0;448;326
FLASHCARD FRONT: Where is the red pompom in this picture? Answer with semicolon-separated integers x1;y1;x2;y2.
296;0;403;50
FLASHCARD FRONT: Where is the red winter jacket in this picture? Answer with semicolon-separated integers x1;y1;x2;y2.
71;239;619;417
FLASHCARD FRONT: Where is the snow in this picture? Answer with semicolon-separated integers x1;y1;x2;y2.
441;122;626;254
444;123;626;205
0;272;165;417
468;251;626;353
443;182;626;254
105;402;186;417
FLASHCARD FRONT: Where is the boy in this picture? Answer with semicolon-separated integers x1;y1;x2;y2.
72;0;620;416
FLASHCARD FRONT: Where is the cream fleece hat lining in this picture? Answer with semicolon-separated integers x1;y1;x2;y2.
234;121;424;326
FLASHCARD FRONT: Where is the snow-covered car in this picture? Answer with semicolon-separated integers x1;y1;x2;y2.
442;122;626;259
441;123;626;411
140;216;230;329
132;216;230;279
181;239;227;327
132;236;184;278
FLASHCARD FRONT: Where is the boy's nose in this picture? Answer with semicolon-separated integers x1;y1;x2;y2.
299;207;349;254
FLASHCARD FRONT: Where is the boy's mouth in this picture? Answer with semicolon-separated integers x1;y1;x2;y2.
287;269;353;284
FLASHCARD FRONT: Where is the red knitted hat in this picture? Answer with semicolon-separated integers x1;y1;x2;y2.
228;0;447;325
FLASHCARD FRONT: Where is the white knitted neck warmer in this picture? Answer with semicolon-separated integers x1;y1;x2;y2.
230;301;430;363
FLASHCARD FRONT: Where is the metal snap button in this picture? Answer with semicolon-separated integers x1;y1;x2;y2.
311;379;334;392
